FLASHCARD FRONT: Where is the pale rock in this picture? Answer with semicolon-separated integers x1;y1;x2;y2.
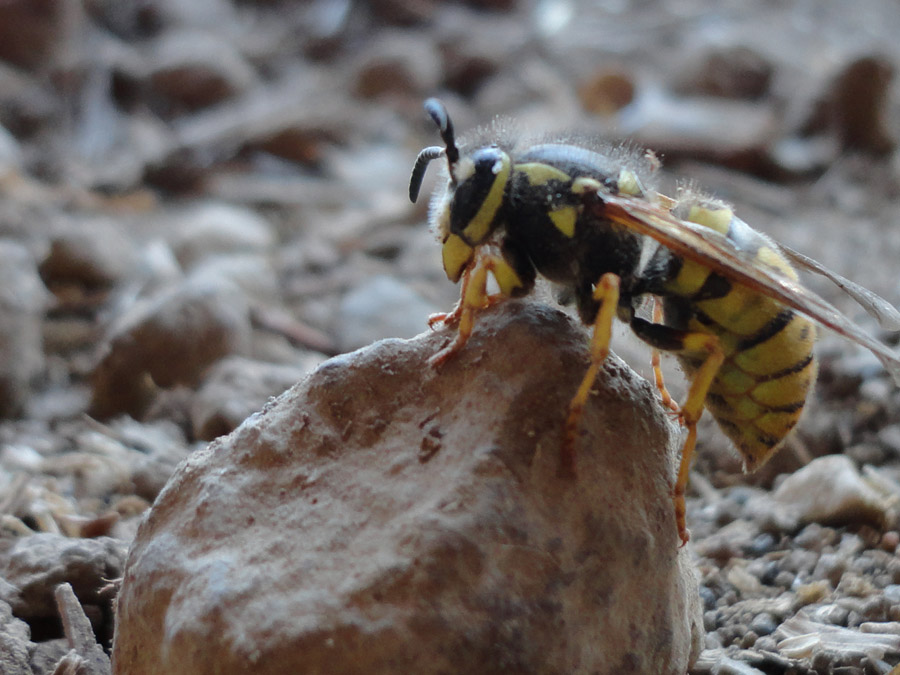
352;31;441;98
0;599;31;674
189;254;280;303
170;202;276;269
39;218;140;289
0;239;48;417
90;274;252;419
113;302;703;675
190;355;320;441
0;533;126;622
772;455;890;529
146;28;257;110
335;274;438;352
776;610;900;661
0;123;22;174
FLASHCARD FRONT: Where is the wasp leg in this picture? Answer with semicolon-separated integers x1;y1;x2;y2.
428;260;477;329
562;273;621;477
429;255;507;368
629;317;724;545
650;298;681;416
671;333;724;545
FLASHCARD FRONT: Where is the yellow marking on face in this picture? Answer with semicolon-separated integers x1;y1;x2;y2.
549;206;577;238
687;204;733;235
517;162;570;185
442;233;474;282
461;152;511;245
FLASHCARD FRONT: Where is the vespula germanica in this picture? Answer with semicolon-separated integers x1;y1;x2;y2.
409;98;900;545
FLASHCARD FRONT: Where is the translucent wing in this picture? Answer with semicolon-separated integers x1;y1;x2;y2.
778;244;900;331
590;193;900;386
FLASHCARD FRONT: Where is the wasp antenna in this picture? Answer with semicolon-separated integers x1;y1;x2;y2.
424;98;459;166
409;146;444;203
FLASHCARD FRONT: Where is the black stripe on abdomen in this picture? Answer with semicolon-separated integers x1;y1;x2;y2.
736;309;795;351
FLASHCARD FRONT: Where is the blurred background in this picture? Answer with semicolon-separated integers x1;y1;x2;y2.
2;0;900;671
4;0;898;475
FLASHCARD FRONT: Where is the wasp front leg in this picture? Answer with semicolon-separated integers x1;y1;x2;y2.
429;253;528;368
427;259;478;330
429;258;492;368
428;264;511;331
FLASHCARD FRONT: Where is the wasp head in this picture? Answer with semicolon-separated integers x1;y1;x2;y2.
409;99;512;283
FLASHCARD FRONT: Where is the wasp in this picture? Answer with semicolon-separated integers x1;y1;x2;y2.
409;98;900;545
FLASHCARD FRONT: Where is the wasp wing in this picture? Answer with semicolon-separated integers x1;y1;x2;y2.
593;194;900;386
777;244;900;331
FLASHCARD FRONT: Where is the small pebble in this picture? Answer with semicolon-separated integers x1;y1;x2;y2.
794;523;838;551
171;202;276;269
738;630;758;649
846;442;888;466
748;612;778;637
773;570;795;589
335;275;438;352
814;553;848;588
794;579;831;606
876;424;900;457
677;46;773;100
710;655;767;674
808;603;851;626
772;455;889;529
0;240;47;417
700;585;718;611
879;531;899;552
745;532;778;556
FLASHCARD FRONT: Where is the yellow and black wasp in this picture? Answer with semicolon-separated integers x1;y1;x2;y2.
409;98;900;545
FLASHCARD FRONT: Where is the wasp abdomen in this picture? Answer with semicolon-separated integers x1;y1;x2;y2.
658;206;819;470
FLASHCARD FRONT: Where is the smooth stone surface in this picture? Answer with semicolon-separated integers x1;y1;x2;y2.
113;302;703;675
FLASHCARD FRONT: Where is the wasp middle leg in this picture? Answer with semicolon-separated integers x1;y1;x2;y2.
562;272;621;477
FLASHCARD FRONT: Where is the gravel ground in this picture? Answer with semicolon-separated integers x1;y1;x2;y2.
2;0;900;673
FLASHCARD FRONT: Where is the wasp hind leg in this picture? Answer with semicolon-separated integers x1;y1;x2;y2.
670;333;724;546
562;273;621;477
630;317;724;545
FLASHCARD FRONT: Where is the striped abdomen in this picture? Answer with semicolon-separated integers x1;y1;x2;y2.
659;210;818;470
